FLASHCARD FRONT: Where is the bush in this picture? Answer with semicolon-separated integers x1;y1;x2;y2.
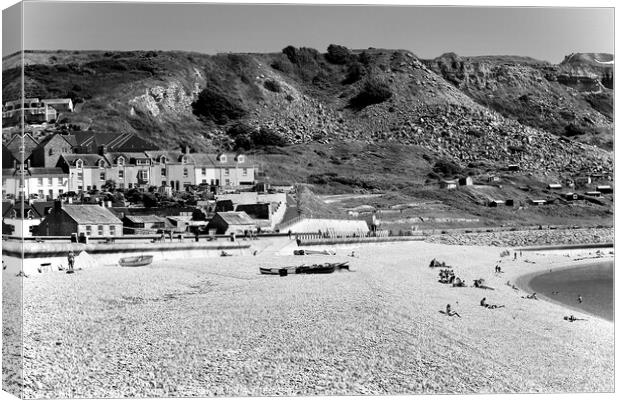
325;44;351;64
342;62;365;84
263;79;282;92
192;84;246;125
433;159;462;176
251;127;287;147
349;78;392;109
564;123;585;137
271;57;294;73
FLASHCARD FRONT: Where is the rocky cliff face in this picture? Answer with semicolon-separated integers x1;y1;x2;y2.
2;48;613;174
558;53;613;90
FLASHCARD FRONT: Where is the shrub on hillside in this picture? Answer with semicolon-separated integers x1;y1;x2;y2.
325;44;351;65
349;78;392;109
271;56;294;73
564;123;585;137
192;84;246;125
251;127;287;147
432;159;462;177
342;62;365;84
263;79;282;92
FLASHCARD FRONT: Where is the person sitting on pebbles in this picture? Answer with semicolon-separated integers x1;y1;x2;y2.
564;315;586;322
445;304;461;318
480;297;505;309
522;292;538;300
452;277;466;287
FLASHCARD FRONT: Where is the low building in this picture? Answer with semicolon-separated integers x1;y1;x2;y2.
439;179;458;190
564;193;579;201
488;200;505;207
508;164;520;172
2;200;54;237
458;176;473;186
206;211;257;235
37;202;123;237
122;214;169;234
547;183;562;190
584;191;603;198
529;199;547;206
596;185;613;194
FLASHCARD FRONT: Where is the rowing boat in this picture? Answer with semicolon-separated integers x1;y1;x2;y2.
119;255;153;267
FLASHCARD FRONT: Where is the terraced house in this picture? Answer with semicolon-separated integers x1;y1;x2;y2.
2;130;257;199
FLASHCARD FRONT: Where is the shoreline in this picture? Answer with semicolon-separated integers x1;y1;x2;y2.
513;259;613;322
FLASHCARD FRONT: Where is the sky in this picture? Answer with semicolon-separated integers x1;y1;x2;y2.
1;1;616;63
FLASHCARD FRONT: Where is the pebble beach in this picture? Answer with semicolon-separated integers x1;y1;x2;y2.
3;239;615;398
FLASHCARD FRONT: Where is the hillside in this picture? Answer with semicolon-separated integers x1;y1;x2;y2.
2;47;614;226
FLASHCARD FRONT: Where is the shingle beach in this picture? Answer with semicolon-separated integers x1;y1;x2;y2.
4;240;614;398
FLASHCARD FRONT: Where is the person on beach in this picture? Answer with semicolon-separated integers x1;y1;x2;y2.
67;251;75;272
480;297;488;307
445;304;461;318
577;295;583;304
480;297;504;309
514;252;517;260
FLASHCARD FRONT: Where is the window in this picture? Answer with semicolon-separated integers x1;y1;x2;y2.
98;225;104;235
119;183;125;189
98;160;105;168
219;155;227;163
161;168;166;177
85;225;92;236
201;168;207;175
128;183;133;189
75;160;83;168
48;148;54;156
100;172;105;181
160;156;166;164
183;168;188;177
38;189;44;197
237;155;245;163
77;185;83;191
224;168;230;176
118;170;124;179
58;189;63;195
86;186;91;191
162;181;167;186
77;172;83;181
138;170;149;181
225;179;230;186
48;177;53;185
48;189;53;199
136;159;150;166
92;185;97;190
37;178;43;186
110;226;116;236
242;168;248;176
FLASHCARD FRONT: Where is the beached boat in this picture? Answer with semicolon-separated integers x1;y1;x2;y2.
259;262;349;276
119;255;153;267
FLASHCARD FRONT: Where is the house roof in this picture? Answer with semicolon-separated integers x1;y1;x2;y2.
104;152;150;164
2;201;54;219
37;132;78;148
61;204;122;224
215;211;255;225
61;154;108;167
26;167;67;176
124;215;168;224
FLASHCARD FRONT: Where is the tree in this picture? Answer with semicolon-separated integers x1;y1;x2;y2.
326;44;351;64
102;179;117;191
192;84;246;125
251;127;287;147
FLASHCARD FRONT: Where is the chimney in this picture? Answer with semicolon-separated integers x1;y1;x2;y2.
98;145;107;156
67;197;73;204
184;145;190;155
54;199;63;211
26;159;31;170
13;160;16;170
106;201;112;208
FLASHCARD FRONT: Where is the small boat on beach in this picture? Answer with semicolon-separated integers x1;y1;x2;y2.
119;255;153;267
259;262;349;276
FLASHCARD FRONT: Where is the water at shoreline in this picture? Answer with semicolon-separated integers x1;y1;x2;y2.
527;261;613;321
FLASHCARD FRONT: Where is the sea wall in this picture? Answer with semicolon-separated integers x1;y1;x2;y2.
2;239;251;275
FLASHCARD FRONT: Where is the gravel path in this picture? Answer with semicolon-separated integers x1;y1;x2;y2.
9;241;615;397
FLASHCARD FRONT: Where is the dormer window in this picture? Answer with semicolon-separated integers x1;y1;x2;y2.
160;156;166;164
75;159;83;168
117;156;125;166
219;154;227;163
236;155;245;163
98;159;105;168
181;155;188;164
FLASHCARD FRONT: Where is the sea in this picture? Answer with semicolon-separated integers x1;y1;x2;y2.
527;261;614;321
